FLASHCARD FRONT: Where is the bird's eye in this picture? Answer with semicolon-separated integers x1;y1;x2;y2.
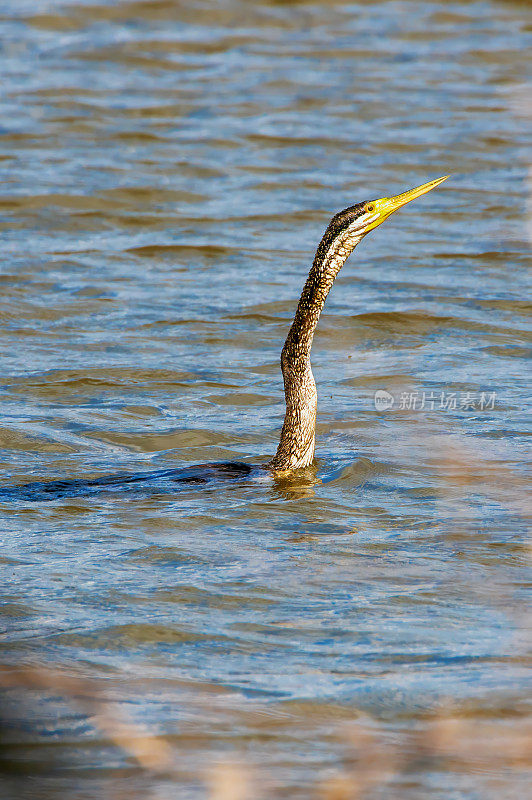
366;204;375;213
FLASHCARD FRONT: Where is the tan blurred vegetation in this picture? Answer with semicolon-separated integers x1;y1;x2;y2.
1;663;530;800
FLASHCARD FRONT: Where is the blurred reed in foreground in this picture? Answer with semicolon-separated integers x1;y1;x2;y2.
1;663;530;799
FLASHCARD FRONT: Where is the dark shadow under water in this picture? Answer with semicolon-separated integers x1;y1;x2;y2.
0;462;256;502
0;459;370;503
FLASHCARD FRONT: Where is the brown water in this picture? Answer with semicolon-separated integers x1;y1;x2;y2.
0;1;531;798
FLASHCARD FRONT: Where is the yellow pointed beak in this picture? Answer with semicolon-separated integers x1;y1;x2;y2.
366;175;449;232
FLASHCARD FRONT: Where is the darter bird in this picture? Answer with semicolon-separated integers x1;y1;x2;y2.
267;175;448;472
3;176;448;500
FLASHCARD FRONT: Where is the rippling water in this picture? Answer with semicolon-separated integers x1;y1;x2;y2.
0;1;530;798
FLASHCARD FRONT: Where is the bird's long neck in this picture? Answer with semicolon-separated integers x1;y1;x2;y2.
268;227;365;472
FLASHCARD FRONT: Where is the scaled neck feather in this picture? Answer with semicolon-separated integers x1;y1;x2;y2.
268;227;365;472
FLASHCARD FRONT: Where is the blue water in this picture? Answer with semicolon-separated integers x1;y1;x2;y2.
0;1;530;798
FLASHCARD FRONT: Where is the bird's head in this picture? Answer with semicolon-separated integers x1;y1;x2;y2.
318;175;449;259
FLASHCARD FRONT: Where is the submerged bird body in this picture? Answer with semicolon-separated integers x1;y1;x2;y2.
3;177;447;501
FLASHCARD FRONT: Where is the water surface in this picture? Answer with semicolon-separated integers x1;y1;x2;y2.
0;1;530;798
